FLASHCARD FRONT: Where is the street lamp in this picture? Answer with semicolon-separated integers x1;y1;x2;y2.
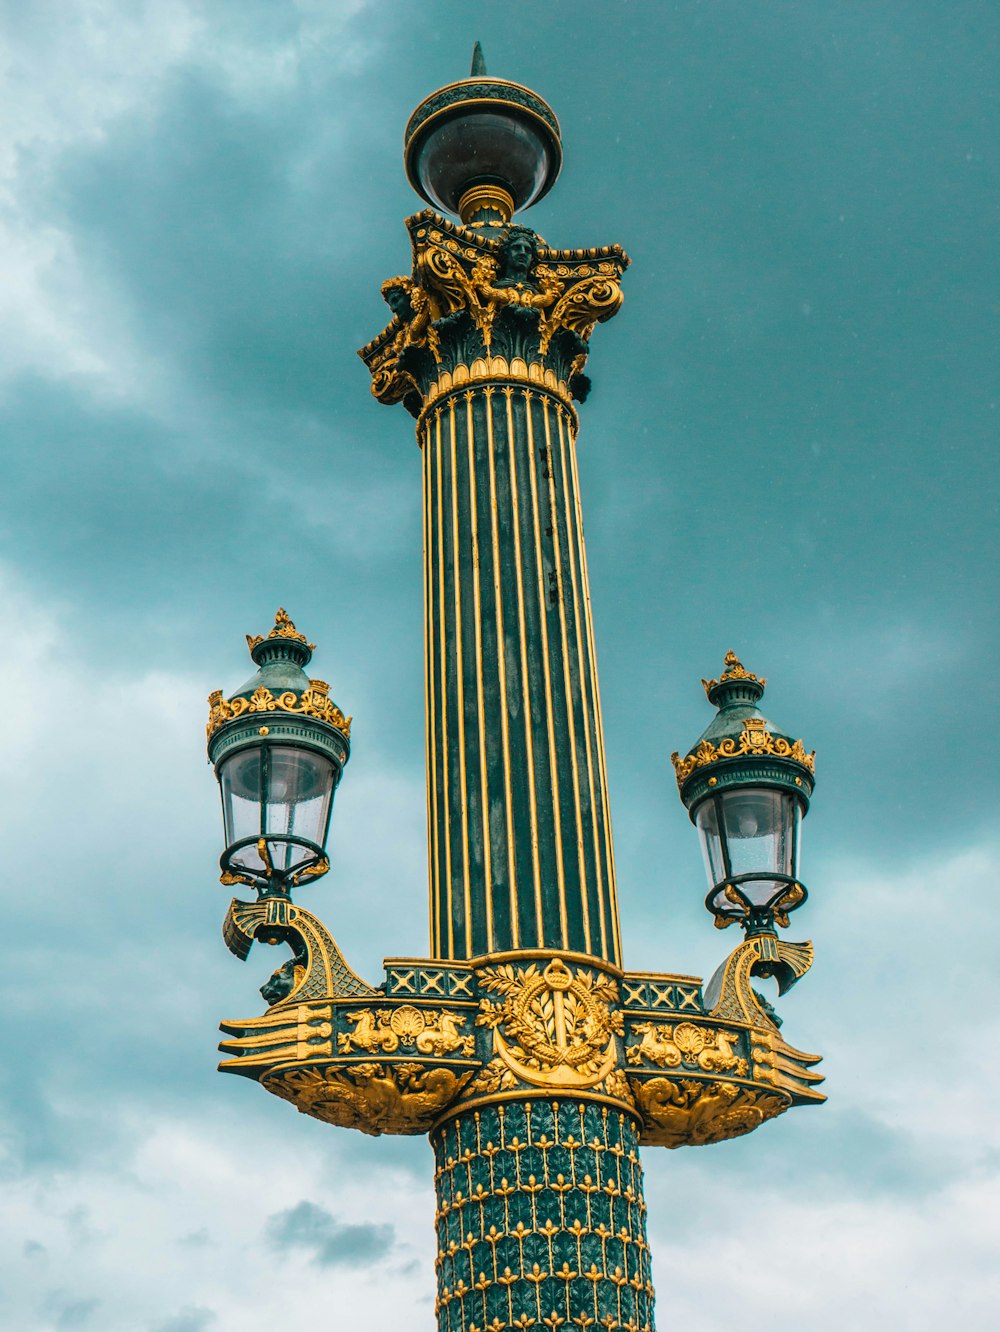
206;49;828;1332
672;651;815;936
206;609;351;898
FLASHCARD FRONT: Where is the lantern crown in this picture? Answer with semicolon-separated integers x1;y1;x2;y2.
701;650;767;708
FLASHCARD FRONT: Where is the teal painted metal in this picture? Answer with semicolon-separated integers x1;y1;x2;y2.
433;1100;654;1331
423;385;620;964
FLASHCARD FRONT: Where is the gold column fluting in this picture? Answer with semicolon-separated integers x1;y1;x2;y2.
422;383;620;965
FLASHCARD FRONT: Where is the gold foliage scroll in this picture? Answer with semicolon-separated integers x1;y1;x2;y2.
631;1076;789;1149
206;682;351;740
263;1062;472;1136
671;717;815;787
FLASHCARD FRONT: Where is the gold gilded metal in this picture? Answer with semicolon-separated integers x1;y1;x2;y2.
458;183;514;224
670;716;815;787
218;1002;334;1069
337;1006;476;1058
701;649;766;696
708;934;814;1027
264;1062;473;1136
625;1022;748;1076
245;607;316;652
476;957;623;1089
631;1076;789;1148
206;679;351;740
222;897;375;1001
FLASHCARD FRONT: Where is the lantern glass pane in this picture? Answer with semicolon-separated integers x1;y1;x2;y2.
695;800;726;889
219;749;266;873
719;788;799;906
264;745;335;871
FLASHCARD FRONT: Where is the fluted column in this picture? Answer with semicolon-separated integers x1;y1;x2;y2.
422;383;620;965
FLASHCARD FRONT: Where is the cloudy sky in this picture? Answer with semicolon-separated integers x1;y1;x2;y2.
0;2;996;1328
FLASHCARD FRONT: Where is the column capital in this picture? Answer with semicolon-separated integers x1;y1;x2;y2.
358;211;629;419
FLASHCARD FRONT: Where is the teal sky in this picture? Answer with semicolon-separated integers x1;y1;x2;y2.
1;3;996;1329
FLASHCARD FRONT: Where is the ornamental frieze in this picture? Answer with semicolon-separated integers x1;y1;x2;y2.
337;1005;475;1058
630;1076;790;1149
671;715;815;787
206;680;351;741
625;1021;748;1077
263;1062;473;1137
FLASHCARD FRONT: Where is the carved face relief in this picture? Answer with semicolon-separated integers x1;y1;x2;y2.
499;230;538;284
383;284;414;321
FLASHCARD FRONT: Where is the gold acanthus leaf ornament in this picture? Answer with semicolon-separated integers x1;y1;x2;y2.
245;607;316;652
206;681;351;740
263;1062;471;1136
630;1076;789;1149
701;650;766;696
670;717;815;787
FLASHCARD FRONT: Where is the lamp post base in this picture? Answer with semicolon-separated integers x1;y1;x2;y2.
433;1099;655;1331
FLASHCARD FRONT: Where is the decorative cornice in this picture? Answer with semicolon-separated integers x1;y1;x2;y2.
206;680;352;741
670;717;815;788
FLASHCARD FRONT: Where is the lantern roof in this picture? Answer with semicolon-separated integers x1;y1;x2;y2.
671;651;815;813
206;609;351;765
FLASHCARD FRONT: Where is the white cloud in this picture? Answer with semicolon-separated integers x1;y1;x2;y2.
0;0;373;401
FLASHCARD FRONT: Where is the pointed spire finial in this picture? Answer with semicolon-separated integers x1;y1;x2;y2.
470;41;487;76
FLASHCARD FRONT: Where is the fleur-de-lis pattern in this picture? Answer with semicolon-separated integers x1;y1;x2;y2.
433;1100;654;1332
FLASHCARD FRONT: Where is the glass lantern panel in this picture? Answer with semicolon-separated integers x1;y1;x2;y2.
720;788;798;906
695;800;726;889
264;746;335;871
219;749;266;872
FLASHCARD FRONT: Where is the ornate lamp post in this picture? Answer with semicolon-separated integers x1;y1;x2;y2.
207;51;825;1332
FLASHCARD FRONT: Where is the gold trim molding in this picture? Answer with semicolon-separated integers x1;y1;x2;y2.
417;358;577;422
458;183;514;225
671;717;815;787
206;680;352;741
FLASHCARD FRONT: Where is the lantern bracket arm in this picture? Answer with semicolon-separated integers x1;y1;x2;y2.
704;934;814;1025
222;896;377;1001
